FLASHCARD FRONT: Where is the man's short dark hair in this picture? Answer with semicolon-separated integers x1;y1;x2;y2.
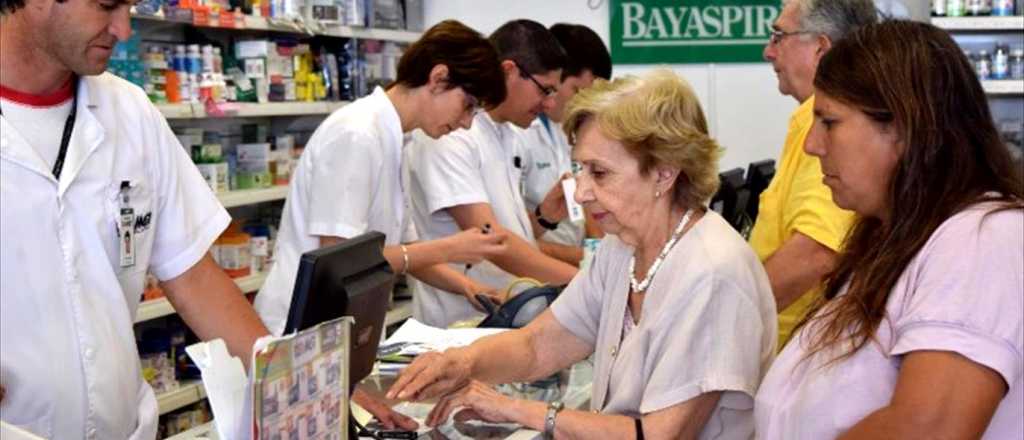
489;19;567;76
393;20;506;109
550;23;612;81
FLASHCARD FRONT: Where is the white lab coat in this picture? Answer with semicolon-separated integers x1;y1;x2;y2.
518;116;584;247
0;73;230;439
255;87;407;337
404;112;536;327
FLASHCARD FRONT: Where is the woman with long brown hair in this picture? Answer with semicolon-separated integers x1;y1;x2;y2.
754;20;1023;439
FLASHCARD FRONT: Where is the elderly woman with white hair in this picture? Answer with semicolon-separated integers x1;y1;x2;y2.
384;70;777;439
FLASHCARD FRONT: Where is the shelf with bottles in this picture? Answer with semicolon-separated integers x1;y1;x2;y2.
931;0;1023;25
112;14;405;115
132;10;422;43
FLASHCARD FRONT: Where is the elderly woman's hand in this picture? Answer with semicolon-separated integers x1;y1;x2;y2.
425;381;519;427
386;349;472;402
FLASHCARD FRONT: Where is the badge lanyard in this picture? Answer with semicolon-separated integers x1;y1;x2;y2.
0;76;79;180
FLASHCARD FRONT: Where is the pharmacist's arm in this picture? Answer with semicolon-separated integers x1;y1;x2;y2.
409;264;505;311
537;240;583;266
763;232;836;310
319;230;506;275
161;253;270;369
448;203;577;285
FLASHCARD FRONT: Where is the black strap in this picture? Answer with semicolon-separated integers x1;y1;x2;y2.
535;205;559;230
0;77;79;180
635;418;644;440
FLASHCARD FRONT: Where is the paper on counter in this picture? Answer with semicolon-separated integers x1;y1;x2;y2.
380;319;509;357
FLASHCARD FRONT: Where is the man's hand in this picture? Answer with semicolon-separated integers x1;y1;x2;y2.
537;173;574;225
352;389;419;431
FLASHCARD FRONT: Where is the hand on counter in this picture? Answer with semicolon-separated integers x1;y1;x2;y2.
441;227;508;265
425;381;520;428
386;350;472;402
352;388;419;431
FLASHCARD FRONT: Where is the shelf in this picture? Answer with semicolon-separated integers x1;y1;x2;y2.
158;101;348;119
157;380;207;415
132;12;420;43
135;272;268;323
932;15;1024;31
165;421;213;440
155;103;196;119
385;299;413;328
216;185;289;208
983;79;1024;95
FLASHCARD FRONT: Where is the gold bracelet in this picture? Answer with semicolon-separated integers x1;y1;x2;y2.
400;244;410;276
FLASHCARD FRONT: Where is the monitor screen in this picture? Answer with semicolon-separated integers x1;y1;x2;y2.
284;231;394;389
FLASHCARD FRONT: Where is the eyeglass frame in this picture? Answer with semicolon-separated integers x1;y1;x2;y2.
768;28;813;46
511;60;558;98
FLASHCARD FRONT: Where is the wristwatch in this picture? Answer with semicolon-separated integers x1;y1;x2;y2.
544;400;565;439
535;205;559;230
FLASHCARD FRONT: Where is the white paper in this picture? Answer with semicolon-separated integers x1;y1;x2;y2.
380;319;508;357
186;338;266;440
561;178;584;223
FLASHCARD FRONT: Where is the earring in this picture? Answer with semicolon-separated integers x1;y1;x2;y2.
655;190;662;198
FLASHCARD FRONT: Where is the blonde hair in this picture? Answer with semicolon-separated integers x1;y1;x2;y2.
563;69;722;208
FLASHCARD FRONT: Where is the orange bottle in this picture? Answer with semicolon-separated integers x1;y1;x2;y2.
213;223;251;278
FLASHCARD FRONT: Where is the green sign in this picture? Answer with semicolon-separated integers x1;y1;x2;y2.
610;0;782;64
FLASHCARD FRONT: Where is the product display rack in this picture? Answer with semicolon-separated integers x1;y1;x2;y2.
129;13;420;431
932;14;1024;30
132;12;421;43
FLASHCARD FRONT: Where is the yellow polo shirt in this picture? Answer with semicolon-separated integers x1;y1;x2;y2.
749;96;855;348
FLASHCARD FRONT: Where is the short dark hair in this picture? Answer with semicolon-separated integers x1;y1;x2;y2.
550;23;612;80
392;20;506;109
489;19;567;76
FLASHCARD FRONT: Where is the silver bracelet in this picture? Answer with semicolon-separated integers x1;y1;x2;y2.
400;244;410;276
544;401;564;439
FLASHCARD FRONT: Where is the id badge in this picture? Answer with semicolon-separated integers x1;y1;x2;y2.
117;182;136;268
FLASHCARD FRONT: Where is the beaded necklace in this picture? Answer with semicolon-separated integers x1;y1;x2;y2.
628;208;693;293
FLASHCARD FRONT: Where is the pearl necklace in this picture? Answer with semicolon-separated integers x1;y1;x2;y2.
629;208;693;293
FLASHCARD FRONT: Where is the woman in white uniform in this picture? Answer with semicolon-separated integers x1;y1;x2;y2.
253;20;508;428
386;71;777;439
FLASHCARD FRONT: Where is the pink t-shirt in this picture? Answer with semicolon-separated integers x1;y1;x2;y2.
755;203;1023;439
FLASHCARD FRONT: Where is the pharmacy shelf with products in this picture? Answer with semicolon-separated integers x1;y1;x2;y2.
119;1;423;437
932;0;1024;163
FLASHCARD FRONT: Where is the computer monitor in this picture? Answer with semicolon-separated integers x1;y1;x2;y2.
745;159;776;221
284;231;394;390
710;168;746;230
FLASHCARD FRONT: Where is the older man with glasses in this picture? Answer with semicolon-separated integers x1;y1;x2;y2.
754;0;877;348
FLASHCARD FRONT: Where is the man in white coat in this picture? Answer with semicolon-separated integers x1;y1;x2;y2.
405;20;579;327
519;23;612;265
